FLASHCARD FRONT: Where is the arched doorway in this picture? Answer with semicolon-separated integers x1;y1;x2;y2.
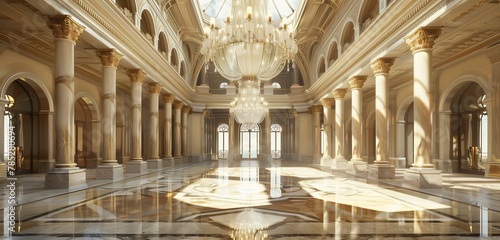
450;83;487;174
405;103;414;168
217;123;229;159
240;124;260;159
3;80;40;173
74;97;94;168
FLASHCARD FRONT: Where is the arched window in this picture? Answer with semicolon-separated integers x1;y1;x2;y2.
218;123;229;159
271;82;281;89
240;124;260;159
270;124;282;158
220;82;228;88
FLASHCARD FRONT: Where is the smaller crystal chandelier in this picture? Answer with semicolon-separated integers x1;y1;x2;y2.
230;78;268;129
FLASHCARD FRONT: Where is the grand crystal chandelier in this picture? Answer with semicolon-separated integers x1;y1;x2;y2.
201;0;298;127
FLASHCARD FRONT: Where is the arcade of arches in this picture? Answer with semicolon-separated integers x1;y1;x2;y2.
0;0;499;193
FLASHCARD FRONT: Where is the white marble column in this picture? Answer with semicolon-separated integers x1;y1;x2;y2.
368;58;396;179
162;94;175;162
403;27;442;188
148;83;163;169
0;98;8;179
96;49;124;179
265;113;271;158
332;88;347;169
201;109;208;160
173;101;183;158
292;109;299;161
347;76;368;175
310;105;323;163
37;111;55;173
181;106;190;158
320;99;334;167
228;112;235;160
44;15;86;189
126;68;148;173
486;46;500;177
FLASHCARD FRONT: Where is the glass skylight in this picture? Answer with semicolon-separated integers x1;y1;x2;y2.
198;0;301;22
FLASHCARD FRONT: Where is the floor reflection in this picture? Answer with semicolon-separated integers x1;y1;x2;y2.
3;159;500;239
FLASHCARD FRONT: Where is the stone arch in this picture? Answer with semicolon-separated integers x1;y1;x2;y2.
171;47;179;69
139;9;155;43
341;21;355;53
158;31;169;58
358;0;379;33
317;56;326;78
328;40;339;67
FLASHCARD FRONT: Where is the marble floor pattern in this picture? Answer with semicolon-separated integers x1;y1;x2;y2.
2;159;500;239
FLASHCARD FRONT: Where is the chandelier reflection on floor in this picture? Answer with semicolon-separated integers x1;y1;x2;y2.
201;0;297;127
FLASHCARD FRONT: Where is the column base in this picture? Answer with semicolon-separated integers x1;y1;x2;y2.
331;158;348;170
96;164;124;180
346;160;367;176
37;159;55;173
403;168;442;189
162;157;175;168
0;162;6;179
45;168;87;189
147;159;163;170
126;161;148;174
368;163;395;179
485;162;500;178
320;156;333;167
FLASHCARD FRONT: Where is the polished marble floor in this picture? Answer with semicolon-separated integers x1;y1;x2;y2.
2;159;500;239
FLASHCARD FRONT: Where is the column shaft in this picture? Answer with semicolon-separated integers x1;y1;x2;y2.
173;102;183;157
181;106;190;157
310;105;322;158
163;94;175;159
149;83;162;159
127;69;146;161
349;76;367;161
333;89;347;160
372;58;395;164
97;49;122;165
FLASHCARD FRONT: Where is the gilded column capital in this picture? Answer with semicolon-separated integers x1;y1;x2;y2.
309;105;323;114
332;88;347;99
288;109;298;118
148;82;163;94
349;75;367;89
182;106;191;114
96;49;122;67
126;69;146;83
320;98;334;107
162;93;175;103
202;109;210;118
45;15;85;42
173;100;184;110
371;58;395;75
405;27;442;52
